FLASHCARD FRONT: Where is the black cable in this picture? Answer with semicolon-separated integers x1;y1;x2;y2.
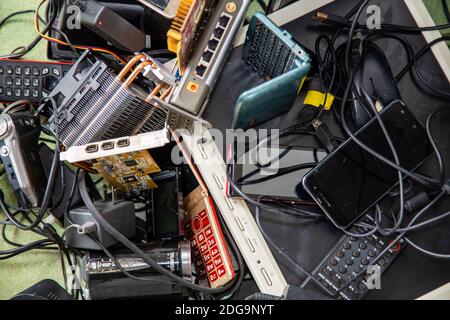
0;0;60;59
318;11;450;33
443;0;450;24
0;10;35;29
425;106;449;186
226;167;323;219
239;163;317;186
359;85;404;236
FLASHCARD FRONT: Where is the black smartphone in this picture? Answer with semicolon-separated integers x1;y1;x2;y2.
302;101;431;229
227;145;328;202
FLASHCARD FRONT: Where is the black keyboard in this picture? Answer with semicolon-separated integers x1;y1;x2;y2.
0;59;72;104
304;213;404;300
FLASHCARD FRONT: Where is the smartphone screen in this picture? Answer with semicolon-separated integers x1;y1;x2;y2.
231;146;328;201
303;102;431;229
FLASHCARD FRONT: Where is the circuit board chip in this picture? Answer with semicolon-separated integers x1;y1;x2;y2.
93;150;161;193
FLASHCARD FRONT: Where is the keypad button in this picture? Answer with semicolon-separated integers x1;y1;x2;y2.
330;258;338;266
32;78;40;87
202;252;212;263
23;88;30;97
196;232;206;244
352;250;360;258
362;258;369;265
0;87;3;95
359;242;367;249
190;239;197;248
322;267;331;275
204;227;213;238
357;281;366;290
6;77;13;86
213;256;223;267
5;88;13;96
336;250;345;258
24;67;31;76
14;88;22;97
6;66;13;75
32;67;40;76
343;242;351;250
217;265;226;278
207;237;216;247
195;259;203;268
368;250;376;257
345;258;353;266
199;209;207;218
0;66;4;75
377;258;386;267
209;271;218;283
15;67;22;75
339;266;347;274
52;68;60;76
42;68;50;76
206;261;214;273
210;246;219;257
14;78;22;86
202;217;210;228
192;217;201;232
23;78;31;87
354;266;363;273
199;243;208;254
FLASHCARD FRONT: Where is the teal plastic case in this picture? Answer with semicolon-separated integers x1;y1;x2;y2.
232;13;312;129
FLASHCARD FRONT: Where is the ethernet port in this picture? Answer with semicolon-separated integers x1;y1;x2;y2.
202;50;214;62
196;65;207;77
208;39;219;51
213;27;225;39
219;15;230;28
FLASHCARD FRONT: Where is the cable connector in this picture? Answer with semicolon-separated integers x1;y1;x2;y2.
313;12;349;27
77;222;97;235
312;119;339;153
351;32;364;67
405;192;430;213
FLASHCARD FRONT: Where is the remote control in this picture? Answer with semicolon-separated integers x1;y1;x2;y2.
303;213;404;300
184;186;235;288
0;59;72;104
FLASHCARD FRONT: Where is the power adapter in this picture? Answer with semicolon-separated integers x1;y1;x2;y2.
65;200;136;250
79;0;150;52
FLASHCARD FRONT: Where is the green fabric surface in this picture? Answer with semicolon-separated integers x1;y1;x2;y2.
0;0;62;301
0;0;448;300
